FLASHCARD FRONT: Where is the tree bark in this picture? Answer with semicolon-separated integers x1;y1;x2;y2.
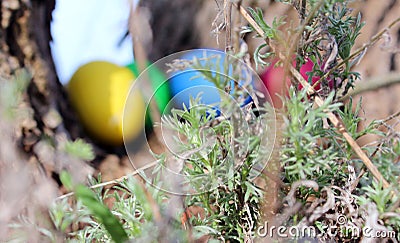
139;0;204;61
0;0;84;177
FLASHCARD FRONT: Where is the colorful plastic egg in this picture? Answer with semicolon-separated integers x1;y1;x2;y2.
168;49;252;112
68;61;145;145
260;58;332;108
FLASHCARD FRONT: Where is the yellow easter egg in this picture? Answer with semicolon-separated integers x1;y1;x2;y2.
67;61;145;145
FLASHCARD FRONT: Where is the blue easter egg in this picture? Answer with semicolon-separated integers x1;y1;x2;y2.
168;49;252;113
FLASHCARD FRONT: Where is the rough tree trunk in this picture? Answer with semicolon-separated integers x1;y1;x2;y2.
0;0;76;239
0;0;69;175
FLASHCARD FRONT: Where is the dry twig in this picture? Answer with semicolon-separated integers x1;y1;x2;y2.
315;17;400;90
224;0;233;52
55;161;158;200
341;72;400;101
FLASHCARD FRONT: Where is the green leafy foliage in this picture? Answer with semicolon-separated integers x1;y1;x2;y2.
327;7;364;61
64;139;95;161
247;7;284;39
0;69;30;119
59;172;128;242
281;89;344;183
357;180;397;214
161;55;274;241
75;185;128;243
247;7;285;70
